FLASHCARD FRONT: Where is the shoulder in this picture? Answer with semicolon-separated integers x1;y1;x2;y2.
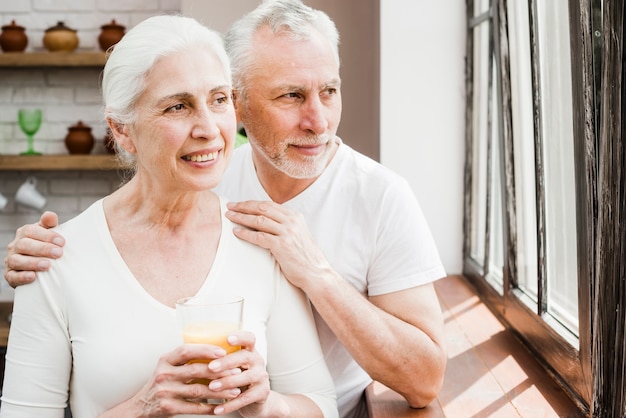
218;196;278;266
332;143;412;196
55;199;104;237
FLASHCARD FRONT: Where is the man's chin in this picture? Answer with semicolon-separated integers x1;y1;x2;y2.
273;160;326;179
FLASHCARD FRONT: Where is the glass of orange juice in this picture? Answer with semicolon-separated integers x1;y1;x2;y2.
176;295;244;404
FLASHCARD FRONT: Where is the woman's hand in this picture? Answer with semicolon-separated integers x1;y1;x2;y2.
99;344;230;417
212;332;321;418
98;331;269;417
205;331;272;417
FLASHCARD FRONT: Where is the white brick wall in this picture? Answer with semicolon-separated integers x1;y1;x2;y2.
0;1;182;298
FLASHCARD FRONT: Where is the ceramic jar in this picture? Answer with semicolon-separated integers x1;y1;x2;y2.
98;19;125;52
65;121;94;154
43;21;79;52
0;20;28;52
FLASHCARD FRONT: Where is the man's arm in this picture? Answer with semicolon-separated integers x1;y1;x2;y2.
4;211;64;287
305;271;445;408
225;200;447;408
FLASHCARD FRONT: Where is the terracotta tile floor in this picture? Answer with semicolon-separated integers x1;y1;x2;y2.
366;275;586;418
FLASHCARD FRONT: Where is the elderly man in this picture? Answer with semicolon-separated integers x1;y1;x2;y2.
3;1;447;417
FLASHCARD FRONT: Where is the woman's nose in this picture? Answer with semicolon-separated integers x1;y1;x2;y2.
191;107;220;140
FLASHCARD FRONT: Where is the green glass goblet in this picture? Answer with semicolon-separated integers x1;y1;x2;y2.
18;108;43;156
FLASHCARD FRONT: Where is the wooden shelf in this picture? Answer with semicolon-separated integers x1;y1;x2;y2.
0;52;114;171
0;154;123;170
0;51;107;67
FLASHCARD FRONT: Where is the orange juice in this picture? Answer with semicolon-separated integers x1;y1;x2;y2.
182;320;241;352
183;320;241;385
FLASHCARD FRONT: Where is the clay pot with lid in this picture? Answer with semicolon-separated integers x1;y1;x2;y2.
43;21;79;52
65;121;94;154
0;20;28;52
98;19;125;52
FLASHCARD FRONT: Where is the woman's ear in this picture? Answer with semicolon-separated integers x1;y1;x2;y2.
107;118;136;154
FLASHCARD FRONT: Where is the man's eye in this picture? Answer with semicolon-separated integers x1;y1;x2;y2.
284;92;300;99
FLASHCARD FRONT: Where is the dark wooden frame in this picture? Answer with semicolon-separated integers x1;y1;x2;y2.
460;0;626;414
568;0;596;409
588;1;626;415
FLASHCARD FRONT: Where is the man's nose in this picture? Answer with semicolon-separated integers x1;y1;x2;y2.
300;96;329;134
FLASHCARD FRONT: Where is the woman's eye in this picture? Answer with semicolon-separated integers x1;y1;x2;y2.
215;95;229;105
166;103;185;112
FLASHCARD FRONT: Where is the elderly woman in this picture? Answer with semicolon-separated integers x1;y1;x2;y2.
0;15;336;418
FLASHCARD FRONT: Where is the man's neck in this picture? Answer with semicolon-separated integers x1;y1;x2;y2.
253;159;319;204
251;140;340;204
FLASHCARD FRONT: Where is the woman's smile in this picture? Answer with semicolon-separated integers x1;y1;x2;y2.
182;151;219;162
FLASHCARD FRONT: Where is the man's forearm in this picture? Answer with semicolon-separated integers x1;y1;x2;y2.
303;269;447;407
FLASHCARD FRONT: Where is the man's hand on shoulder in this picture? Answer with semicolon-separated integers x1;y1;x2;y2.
3;211;64;288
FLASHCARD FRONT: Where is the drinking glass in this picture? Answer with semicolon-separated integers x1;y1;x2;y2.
176;295;244;404
18;108;42;155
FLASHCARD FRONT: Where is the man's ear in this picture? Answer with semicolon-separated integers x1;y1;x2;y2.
232;90;242;123
106;118;136;154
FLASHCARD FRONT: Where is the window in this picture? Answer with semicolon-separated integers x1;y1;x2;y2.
464;0;626;413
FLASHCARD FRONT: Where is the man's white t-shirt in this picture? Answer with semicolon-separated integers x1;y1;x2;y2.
215;141;446;418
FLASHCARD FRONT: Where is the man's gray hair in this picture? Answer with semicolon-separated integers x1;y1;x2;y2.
224;0;340;95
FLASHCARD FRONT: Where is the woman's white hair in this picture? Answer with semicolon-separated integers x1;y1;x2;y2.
102;15;230;168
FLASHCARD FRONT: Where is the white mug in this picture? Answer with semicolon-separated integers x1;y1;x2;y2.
15;176;46;210
0;192;7;210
